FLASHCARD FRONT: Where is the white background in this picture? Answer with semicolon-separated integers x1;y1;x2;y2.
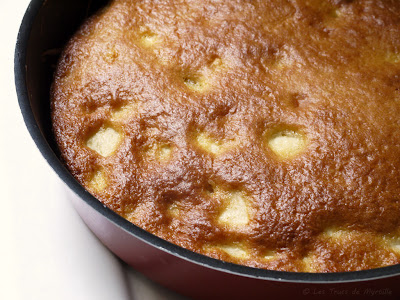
0;1;185;299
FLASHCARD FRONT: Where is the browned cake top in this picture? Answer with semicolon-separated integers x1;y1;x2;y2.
52;0;400;272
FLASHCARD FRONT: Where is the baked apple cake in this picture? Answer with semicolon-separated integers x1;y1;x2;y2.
51;0;400;272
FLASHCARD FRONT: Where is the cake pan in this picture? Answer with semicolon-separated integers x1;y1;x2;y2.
15;0;400;299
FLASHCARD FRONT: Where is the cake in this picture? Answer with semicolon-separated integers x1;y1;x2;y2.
51;0;400;272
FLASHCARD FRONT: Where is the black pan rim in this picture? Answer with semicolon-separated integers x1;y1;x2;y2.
14;0;400;284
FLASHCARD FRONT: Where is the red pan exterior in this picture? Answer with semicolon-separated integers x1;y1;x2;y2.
15;0;400;299
69;189;400;299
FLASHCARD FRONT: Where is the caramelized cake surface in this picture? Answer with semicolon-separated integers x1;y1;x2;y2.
52;0;400;272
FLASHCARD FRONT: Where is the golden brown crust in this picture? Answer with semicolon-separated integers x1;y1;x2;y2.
52;0;400;272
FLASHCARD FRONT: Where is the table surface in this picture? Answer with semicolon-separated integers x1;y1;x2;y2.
0;1;186;299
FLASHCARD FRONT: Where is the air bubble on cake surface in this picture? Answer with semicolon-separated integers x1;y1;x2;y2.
328;8;341;18
86;126;122;157
183;74;207;91
323;227;342;238
210;57;223;68
88;169;107;192
274;51;294;69
196;132;223;154
267;129;307;159
386;52;400;64
183;57;224;92
388;238;400;253
111;103;139;121
302;254;317;272
322;227;350;242
196;132;236;155
139;30;160;47
168;202;180;217
323;4;342;19
158;145;172;160
206;57;224;74
392;244;400;253
205;180;216;195
125;204;148;223
263;250;277;261
218;244;250;259
218;191;250;227
146;143;172;161
103;45;119;63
